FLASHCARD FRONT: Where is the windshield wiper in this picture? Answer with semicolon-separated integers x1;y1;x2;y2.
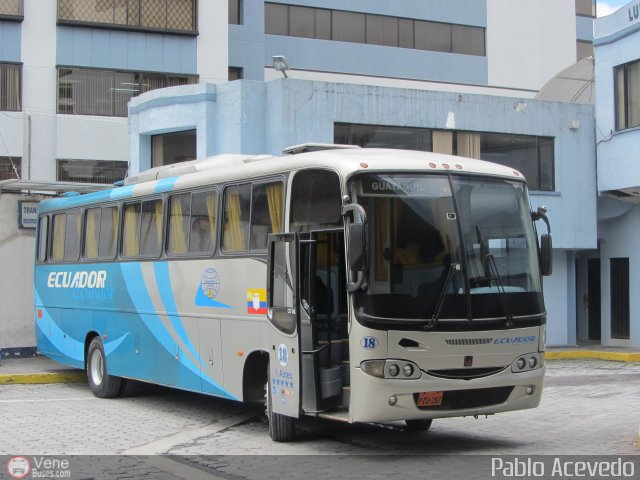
485;253;514;328
424;262;459;330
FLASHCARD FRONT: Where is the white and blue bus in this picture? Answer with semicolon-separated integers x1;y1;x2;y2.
34;146;552;441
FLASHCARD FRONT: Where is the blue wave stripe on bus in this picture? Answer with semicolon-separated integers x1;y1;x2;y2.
153;261;205;366
103;333;129;356
154;177;178;194
120;262;229;398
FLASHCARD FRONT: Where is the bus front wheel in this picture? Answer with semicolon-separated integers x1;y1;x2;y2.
265;381;295;442
404;419;433;432
87;336;122;398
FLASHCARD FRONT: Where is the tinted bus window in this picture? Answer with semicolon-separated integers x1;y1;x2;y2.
223;184;251;252
250;182;283;250
122;199;162;258
37;216;48;262
167;189;217;255
51;211;81;262
290;170;342;231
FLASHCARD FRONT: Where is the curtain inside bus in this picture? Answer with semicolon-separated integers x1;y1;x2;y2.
123;203;140;256
205;191;217;249
224;190;246;251
266;183;283;233
168;194;189;254
52;214;65;261
85;208;100;258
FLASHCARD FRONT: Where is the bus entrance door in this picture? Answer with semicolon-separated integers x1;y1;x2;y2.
267;234;302;420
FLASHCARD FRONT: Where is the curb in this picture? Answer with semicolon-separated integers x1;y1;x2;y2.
546;350;640;362
0;371;86;385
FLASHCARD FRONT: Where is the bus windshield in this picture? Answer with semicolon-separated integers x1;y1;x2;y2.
350;173;544;328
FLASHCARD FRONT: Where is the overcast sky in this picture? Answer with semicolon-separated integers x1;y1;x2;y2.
597;0;629;16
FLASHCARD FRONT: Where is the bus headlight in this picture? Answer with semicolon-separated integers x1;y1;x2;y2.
360;360;421;379
511;353;542;373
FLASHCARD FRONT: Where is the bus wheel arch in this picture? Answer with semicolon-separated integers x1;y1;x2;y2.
86;335;121;398
242;350;269;403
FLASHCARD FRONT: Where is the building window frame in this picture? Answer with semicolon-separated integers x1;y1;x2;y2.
614;60;640;131
0;62;22;111
0;0;24;21
56;159;129;185
57;0;198;36
0;156;21;180
57;66;198;117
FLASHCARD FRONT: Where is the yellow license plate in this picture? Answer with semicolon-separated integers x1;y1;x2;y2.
417;391;443;407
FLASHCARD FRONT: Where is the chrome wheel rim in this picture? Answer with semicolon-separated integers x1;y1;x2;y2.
89;348;104;386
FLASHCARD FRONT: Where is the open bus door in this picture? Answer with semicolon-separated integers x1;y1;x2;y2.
266;233;301;441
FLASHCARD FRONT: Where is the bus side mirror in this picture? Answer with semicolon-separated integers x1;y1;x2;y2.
540;234;552;276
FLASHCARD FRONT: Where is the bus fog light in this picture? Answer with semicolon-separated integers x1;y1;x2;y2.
389;395;398;406
388;363;400;377
526;385;535;395
528;356;537;368
516;357;526;370
403;364;414;377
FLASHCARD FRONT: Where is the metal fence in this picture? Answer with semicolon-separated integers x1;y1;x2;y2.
0;111;129;183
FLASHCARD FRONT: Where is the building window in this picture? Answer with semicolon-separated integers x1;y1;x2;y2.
229;0;241;24
0;0;23;19
57;67;197;117
57;0;196;33
614;60;640;131
57;159;128;184
265;3;486;57
610;258;630;339
0;63;21;111
228;67;243;81
151;129;196;167
575;0;596;17
335;123;555;191
577;41;593;61
0;156;21;180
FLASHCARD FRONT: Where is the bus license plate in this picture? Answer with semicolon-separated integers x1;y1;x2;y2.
417;391;443;407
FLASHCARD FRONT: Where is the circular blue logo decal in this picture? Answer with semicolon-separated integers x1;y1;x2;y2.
201;268;220;299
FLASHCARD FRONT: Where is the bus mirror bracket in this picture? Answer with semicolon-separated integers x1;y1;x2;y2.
342;202;368;292
532;206;552;277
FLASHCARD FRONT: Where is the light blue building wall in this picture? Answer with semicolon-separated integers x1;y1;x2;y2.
229;0;488;85
129;78;597;346
56;27;197;74
593;2;640;347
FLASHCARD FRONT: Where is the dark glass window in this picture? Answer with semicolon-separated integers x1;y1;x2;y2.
610;258;630;339
0;156;21;180
265;2;289;35
415;20;450;53
366;14;398;47
332;10;365;43
167;189;217;255
264;3;485;56
151;129;196;167
0;63;22;111
57;159;128;184
576;0;596;17
335;123;555;191
228;67;243;81
229;0;241;24
58;0;196;33
290;5;315;38
51;211;81;262
614;60;640;131
290;170;342;232
37;216;48;263
57;67;197;117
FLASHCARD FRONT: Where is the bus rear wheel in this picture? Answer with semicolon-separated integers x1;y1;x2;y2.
265;381;295;442
87;336;121;398
404;419;433;432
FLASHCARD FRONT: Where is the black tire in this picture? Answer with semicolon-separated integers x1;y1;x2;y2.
86;336;121;398
266;380;295;442
404;419;433;432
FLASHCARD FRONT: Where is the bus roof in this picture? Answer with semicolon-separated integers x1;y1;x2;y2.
38;148;526;213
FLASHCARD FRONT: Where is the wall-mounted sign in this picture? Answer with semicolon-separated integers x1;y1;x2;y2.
18;201;38;229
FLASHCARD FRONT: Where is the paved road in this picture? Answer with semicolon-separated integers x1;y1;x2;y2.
1;359;638;479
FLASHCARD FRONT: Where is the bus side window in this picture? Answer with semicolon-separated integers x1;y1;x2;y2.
140;199;163;257
222;184;251;252
37;215;48;263
250;181;283;250
189;190;217;254
51;211;81;262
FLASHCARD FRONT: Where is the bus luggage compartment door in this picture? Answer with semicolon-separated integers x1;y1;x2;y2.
267;233;302;419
